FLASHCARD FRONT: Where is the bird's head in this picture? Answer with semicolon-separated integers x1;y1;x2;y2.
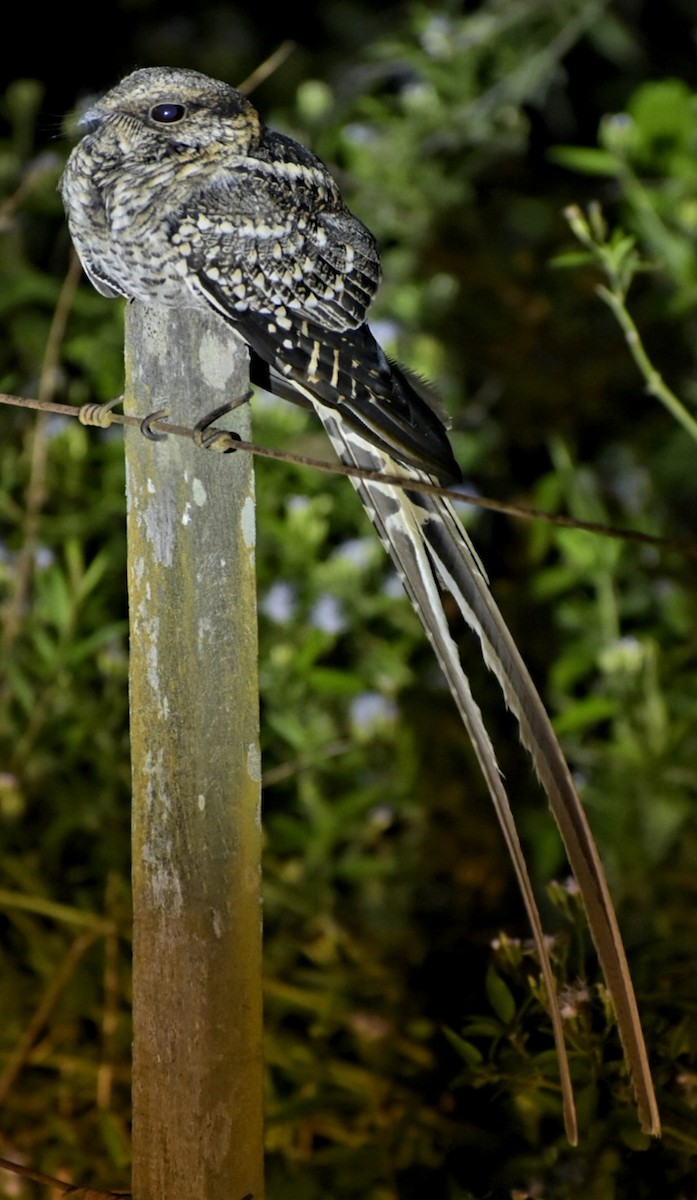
74;66;262;157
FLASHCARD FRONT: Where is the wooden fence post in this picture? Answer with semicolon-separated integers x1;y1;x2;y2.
123;303;264;1200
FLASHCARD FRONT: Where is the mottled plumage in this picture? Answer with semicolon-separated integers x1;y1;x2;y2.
60;66;659;1142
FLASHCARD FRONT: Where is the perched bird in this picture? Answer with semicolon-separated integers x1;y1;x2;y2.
60;66;659;1142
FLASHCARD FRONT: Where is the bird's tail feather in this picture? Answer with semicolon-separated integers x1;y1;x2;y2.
316;404;660;1142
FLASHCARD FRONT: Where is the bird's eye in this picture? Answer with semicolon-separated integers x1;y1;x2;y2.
150;102;187;124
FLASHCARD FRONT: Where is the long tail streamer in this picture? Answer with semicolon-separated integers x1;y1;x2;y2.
315;401;660;1145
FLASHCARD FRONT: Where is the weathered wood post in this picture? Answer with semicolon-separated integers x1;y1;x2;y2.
123;303;264;1200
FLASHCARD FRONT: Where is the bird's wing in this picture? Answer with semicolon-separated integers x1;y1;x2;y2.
192;279;463;484
179;146;381;333
179;154;466;479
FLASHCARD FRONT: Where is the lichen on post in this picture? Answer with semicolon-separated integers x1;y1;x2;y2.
124;302;263;1200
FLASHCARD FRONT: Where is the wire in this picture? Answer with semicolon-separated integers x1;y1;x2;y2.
1;389;694;558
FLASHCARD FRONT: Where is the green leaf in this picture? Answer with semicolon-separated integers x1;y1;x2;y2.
550;250;598;270
552;695;619;735
548;145;620;176
442;1027;484;1066
485;967;516;1025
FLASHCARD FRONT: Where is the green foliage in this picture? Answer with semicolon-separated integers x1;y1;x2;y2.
553;78;697;308
2;3;697;1198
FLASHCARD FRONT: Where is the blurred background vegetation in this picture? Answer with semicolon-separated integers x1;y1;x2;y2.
2;0;697;1196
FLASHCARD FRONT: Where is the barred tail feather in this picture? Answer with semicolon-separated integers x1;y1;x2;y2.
315;402;660;1141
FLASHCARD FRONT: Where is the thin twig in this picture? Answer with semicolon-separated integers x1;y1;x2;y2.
97;874;121;1111
564;203;697;445
261;737;354;787
0;887;117;931
237;41;296;95
0;1158;130;1200
1;254;83;648
0;927;104;1107
596;284;697;443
